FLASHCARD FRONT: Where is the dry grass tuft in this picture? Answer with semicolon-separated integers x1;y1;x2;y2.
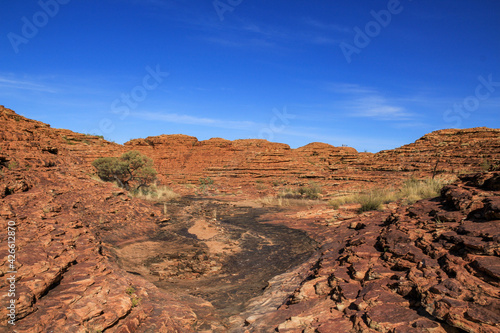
259;195;290;207
258;195;322;207
133;185;180;201
278;182;322;200
328;176;456;212
89;173;106;183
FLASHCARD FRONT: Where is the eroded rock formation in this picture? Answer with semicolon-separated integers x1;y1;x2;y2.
1;105;499;332
234;172;500;332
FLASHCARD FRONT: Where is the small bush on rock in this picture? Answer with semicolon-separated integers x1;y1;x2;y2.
92;151;157;191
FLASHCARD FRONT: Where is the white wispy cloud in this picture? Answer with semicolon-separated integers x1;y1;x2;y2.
310;36;341;45
298;17;350;45
0;76;57;93
302;17;351;34
347;96;414;120
129;111;258;129
326;82;415;120
201;16;345;48
326;83;376;95
203;36;277;49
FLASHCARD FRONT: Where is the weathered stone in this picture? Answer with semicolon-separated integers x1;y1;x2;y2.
1;106;500;332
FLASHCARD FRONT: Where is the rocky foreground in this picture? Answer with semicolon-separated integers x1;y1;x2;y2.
0;106;499;332
235;172;500;333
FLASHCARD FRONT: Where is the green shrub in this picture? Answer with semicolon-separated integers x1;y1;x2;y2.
199;177;214;187
480;159;499;172
298;183;322;199
481;159;491;171
125;286;141;308
198;177;214;192
131;296;141;307
125;286;135;295
92;151;157;191
7;161;18;170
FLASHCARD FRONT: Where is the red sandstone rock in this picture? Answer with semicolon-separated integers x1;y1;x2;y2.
1;106;500;332
235;172;500;332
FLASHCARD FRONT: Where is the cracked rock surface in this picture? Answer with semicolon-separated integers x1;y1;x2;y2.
235;172;500;332
1;106;499;332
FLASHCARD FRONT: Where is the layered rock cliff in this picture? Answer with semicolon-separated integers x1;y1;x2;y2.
1;105;499;332
123;128;499;197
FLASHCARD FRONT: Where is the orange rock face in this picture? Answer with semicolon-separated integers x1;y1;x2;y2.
235;172;500;332
121;127;500;198
1;105;500;332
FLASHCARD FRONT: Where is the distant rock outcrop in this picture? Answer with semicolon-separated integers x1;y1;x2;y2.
123;126;500;196
1;105;499;332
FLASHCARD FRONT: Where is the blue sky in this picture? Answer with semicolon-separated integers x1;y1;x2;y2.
1;0;499;152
